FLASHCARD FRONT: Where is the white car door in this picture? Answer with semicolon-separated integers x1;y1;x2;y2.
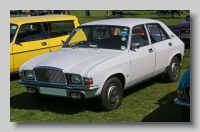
146;24;174;75
129;25;156;85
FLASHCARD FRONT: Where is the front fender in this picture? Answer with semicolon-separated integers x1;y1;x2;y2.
90;62;130;96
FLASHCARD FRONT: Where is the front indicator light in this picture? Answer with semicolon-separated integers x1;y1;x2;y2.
84;78;93;85
177;89;184;99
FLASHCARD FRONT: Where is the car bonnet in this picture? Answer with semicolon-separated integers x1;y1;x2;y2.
20;48;126;76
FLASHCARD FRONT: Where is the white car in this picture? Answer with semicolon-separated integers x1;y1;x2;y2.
18;18;185;111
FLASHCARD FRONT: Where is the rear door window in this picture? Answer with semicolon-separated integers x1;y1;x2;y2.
43;21;75;38
146;24;169;44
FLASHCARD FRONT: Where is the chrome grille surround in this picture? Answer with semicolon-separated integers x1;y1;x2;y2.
33;66;67;85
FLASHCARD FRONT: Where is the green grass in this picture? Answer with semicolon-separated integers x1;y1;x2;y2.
10;10;190;122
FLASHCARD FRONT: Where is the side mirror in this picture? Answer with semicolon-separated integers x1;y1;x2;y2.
15;37;25;46
130;43;140;50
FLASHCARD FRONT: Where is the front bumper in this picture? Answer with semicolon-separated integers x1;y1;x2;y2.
18;80;99;99
174;98;190;107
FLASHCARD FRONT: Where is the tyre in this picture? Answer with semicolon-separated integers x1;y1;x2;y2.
164;56;180;82
97;77;123;111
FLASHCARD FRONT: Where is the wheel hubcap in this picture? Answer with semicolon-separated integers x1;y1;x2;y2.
108;85;120;104
171;62;179;77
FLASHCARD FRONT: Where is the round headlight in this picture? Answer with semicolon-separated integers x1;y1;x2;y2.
24;71;35;80
70;74;82;84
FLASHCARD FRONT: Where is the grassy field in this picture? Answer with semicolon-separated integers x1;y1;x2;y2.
10;10;190;122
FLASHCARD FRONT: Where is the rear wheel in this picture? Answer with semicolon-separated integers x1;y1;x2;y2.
98;77;123;111
164;56;180;82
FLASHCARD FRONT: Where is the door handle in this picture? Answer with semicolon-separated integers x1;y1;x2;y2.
168;42;172;46
148;48;153;53
41;42;47;46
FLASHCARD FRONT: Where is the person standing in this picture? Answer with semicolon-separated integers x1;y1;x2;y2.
16;10;20;15
61;10;65;15
156;10;161;16
85;10;90;17
106;10;109;16
67;10;70;14
26;11;31;17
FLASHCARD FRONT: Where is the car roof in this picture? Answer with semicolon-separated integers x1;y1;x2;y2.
81;18;161;27
10;15;78;25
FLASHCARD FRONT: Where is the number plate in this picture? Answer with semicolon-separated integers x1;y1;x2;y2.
181;34;190;38
40;87;67;96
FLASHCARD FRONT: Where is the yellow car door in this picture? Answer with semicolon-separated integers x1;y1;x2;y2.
12;23;50;73
10;24;17;73
10;44;14;73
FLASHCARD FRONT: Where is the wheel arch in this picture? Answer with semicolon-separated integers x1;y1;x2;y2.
164;52;182;74
108;73;126;90
168;53;182;66
99;71;126;92
164;53;182;82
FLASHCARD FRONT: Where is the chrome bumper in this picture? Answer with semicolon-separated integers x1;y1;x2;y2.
18;80;99;91
18;80;100;99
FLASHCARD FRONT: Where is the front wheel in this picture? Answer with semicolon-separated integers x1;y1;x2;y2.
164;56;180;82
97;77;123;111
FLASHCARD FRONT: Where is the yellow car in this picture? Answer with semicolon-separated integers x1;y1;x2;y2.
10;15;80;74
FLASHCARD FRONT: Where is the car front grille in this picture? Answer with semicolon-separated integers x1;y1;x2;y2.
34;67;66;84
